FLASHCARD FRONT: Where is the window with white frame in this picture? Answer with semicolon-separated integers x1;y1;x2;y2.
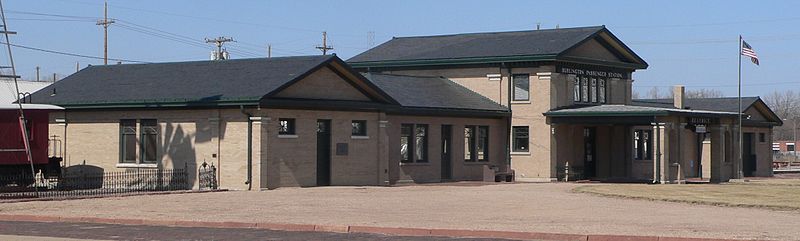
512;74;530;101
119;119;159;165
634;129;653;160
512;126;529;152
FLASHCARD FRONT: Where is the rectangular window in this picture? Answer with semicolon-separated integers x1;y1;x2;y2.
415;124;428;162
464;126;474;161
512;74;530;101
120;120;137;163
140;119;158;164
590;78;597;103
598;79;606;103
400;124;427;163
581;77;589;102
477;126;489;162
573;78;580;102
400;124;412;163
465;125;489;162
634;130;653;160
759;133;766;143
352;120;367;136
788;144;796;152
278;118;295;135
513;126;529;152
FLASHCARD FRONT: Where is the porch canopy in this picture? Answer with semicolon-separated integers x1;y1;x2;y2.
544;104;738;124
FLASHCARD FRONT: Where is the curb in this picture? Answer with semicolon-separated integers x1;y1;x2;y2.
0;189;228;204
0;214;765;241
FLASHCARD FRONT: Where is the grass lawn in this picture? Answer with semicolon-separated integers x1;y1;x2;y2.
574;179;800;211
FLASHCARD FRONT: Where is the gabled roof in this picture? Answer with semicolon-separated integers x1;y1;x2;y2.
348;26;647;69
633;97;783;125
27;55;396;108
365;73;507;112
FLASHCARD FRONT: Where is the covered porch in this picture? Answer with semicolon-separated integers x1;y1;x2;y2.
545;105;741;183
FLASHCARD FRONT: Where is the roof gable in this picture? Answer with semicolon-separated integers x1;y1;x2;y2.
562;37;622;62
270;66;372;102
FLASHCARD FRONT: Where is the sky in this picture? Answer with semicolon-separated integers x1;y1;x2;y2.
1;0;798;99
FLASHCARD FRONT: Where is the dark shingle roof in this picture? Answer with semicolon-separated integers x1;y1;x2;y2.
28;55;336;106
349;26;603;63
365;73;507;112
633;97;761;113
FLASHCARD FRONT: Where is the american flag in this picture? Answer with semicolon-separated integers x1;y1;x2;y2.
741;40;759;65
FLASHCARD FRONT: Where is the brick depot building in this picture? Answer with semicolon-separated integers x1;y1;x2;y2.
350;26;782;183
28;55;510;189
28;26;782;189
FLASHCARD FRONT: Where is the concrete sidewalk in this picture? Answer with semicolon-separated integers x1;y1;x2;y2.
0;183;797;240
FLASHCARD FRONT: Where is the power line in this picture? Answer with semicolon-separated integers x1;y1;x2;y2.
1;41;148;63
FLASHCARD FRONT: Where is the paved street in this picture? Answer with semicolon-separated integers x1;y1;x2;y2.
0;221;515;241
1;183;799;240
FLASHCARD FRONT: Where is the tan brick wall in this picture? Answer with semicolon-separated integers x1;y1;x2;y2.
386;115;508;183
260;109;382;189
48;109;261;191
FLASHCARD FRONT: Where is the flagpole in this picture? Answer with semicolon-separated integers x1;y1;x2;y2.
737;35;744;179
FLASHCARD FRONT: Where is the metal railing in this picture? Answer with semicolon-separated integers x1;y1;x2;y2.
198;161;218;190
0;166;190;199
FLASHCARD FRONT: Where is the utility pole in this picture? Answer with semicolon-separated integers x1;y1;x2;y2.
35;66;39;81
96;0;114;65
0;0;37;195
267;44;271;58
76;62;79;72
52;73;56;83
205;36;234;60
315;31;333;55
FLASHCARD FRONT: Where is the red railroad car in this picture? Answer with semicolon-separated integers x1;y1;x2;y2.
0;104;63;177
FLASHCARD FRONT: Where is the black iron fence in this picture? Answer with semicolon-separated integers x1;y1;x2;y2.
198;161;218;190
0;166;190;200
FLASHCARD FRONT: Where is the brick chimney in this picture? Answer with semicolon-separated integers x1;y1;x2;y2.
673;85;685;109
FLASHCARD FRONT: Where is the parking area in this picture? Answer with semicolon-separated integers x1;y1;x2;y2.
0;183;798;240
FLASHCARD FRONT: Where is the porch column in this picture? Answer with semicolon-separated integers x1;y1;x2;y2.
653;123;672;184
250;116;262;189
377;112;390;186
710;125;726;183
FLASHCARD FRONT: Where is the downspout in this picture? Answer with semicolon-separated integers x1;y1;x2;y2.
504;63;513;174
240;105;253;190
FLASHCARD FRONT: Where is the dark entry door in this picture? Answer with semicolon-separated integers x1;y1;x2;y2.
743;133;756;177
316;119;332;186
583;127;596;179
441;125;452;180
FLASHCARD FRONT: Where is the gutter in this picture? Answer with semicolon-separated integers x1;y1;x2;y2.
240;105;253;190
504;63;513;173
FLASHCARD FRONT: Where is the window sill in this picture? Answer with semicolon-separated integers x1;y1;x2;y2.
351;136;369;140
278;134;298;139
400;162;430;166
116;163;158;168
511;101;531;104
511;152;530;156
464;161;490;165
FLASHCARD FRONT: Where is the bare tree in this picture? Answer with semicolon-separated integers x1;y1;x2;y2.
631;90;640;99
643;86;673;99
685;88;724;99
764;90;800;140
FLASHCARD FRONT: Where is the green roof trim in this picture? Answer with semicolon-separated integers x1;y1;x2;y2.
51;97;261;109
349;54;559;68
544;110;670;117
